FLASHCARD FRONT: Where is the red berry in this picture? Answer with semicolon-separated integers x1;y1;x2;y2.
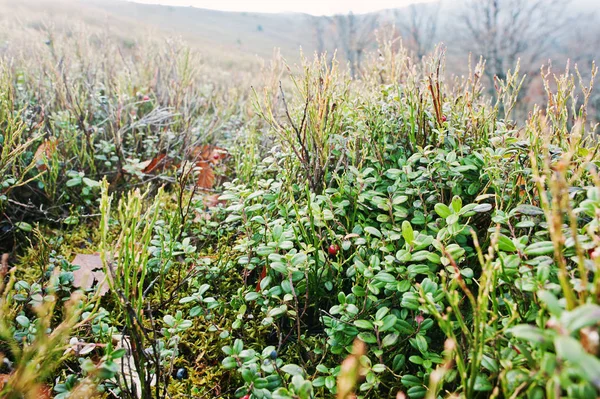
142;95;150;101
441;115;447;122
328;244;339;256
213;153;220;160
241;395;250;399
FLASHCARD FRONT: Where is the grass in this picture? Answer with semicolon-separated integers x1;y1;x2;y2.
0;4;599;399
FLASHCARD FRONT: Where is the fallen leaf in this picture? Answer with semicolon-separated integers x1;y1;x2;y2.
33;138;57;171
140;152;169;174
92;270;110;296
196;160;215;190
71;254;109;296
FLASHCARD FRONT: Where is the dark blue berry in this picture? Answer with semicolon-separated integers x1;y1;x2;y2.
175;367;188;380
269;350;277;360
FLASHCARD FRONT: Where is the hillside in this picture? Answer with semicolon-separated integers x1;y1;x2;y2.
83;0;321;61
3;0;598;74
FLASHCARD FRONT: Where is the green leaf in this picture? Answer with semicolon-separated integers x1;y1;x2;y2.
401;374;422;387
353;319;374;330
509;325;549;345
163;315;175;327
357;332;377;344
392;195;408;205
66;177;82;187
291;252;307;267
481;355;499;373
254;378;269;389
555;335;600;389
272;388;293;399
372;364;386;373
451;196;462;213
375;307;389;321
364;226;382;238
402;221;414;245
111;348;126;359
407;385;427;398
474;374;493;391
407;264;430;276
472;203;492;213
380;315;397;332
524;241;554;256
281;364;304;376
374;271;396;283
434;203;452;218
408;355;423;365
82;177;100;188
561;304;600;332
414;335;428;353
381;333;399;347
496;234;516;252
514;204;544;216
222;356;237;369
15;222;33;232
537;290;562;317
15;315;29;328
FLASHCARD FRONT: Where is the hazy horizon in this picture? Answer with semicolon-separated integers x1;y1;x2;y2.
122;0;436;15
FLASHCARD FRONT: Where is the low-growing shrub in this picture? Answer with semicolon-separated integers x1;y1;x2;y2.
0;14;598;399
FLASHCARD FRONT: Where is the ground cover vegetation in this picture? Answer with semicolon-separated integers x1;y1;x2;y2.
0;12;600;399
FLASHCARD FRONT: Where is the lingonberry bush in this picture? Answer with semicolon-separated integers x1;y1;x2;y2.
0;10;599;399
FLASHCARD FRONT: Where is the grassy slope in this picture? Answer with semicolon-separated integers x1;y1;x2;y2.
80;0;320;63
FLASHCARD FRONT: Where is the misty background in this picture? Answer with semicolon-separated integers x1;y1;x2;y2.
1;0;599;117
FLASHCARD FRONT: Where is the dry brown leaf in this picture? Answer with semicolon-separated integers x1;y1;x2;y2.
196;160;215;190
92;270;110;296
188;144;228;164
187;144;211;160
71;254;109;296
140;152;169;174
33;138;58;172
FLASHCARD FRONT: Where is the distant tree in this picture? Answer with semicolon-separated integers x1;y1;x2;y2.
332;12;379;78
565;14;600;123
257;24;263;32
394;2;440;59
310;16;328;55
457;0;570;85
